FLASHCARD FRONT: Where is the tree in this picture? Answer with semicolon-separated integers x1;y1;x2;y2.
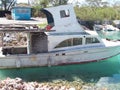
7;0;16;10
30;0;48;8
30;0;68;17
85;0;108;7
30;0;68;7
30;0;49;17
49;0;68;6
0;0;16;10
1;0;8;10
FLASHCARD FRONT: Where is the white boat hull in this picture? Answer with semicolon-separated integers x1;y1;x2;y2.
0;5;120;69
0;46;119;69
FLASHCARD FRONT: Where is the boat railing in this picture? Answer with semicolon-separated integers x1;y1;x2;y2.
0;24;55;32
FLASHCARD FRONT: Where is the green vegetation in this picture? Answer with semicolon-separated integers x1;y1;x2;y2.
74;6;120;21
37;23;47;28
1;0;120;21
74;0;120;21
30;0;68;17
30;0;120;21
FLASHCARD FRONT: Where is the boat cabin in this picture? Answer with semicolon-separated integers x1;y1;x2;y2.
41;5;84;32
0;5;103;56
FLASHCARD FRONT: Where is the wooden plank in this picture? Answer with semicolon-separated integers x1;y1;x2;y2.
0;28;55;32
0;24;55;32
2;45;27;49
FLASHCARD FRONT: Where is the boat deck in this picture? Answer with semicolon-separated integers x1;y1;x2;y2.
0;18;56;32
0;18;47;25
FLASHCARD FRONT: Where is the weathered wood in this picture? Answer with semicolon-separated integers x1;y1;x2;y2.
0;24;55;32
0;28;55;32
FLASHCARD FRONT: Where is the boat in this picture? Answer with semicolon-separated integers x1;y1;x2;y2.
0;5;120;69
94;24;119;32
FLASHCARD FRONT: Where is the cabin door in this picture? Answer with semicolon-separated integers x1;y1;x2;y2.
31;32;48;53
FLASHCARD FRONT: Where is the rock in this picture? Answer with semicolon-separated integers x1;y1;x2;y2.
0;77;95;90
81;85;93;90
69;87;76;90
15;77;22;83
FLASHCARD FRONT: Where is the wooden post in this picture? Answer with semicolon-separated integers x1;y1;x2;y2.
27;32;31;54
0;33;4;55
0;33;4;47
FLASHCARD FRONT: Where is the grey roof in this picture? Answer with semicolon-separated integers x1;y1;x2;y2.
12;5;31;9
0;18;47;25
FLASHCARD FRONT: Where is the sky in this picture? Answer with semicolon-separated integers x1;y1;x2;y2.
17;0;29;3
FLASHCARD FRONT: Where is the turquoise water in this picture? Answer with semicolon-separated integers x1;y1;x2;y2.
97;31;120;40
0;31;120;83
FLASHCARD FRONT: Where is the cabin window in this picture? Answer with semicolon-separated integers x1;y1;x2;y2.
73;38;82;45
60;10;70;18
16;9;29;13
55;39;72;48
55;38;82;48
85;37;100;44
21;9;29;13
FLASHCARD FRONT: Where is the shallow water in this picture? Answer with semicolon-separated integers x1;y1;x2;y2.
97;30;120;40
0;31;120;84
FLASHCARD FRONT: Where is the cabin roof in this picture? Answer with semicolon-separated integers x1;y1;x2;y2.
12;6;31;9
0;28;55;32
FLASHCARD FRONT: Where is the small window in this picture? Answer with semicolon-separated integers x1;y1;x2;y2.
85;37;100;44
22;9;29;13
60;10;70;18
16;9;29;13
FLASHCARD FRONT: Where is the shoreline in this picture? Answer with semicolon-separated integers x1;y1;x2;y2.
1;77;120;90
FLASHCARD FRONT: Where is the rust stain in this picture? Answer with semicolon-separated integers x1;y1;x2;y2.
30;55;37;61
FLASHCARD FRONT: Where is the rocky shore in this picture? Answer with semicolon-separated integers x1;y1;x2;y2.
0;77;94;90
0;77;120;90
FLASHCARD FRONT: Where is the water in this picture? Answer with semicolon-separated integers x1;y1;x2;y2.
97;30;120;40
0;56;119;82
0;31;120;84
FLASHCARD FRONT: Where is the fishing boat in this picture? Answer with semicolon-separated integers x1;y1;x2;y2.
0;5;120;69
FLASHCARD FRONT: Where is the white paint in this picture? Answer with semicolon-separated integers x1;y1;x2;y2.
44;5;84;33
0;5;120;69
